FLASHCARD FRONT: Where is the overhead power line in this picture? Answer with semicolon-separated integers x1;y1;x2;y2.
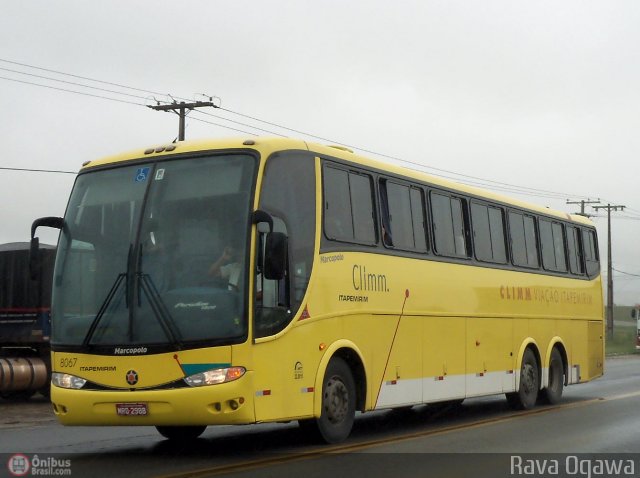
0;166;76;174
0;66;151;102
188;116;259;137
0;58;166;97
195;109;288;137
592;215;640;221
0;58;626;203
0;76;145;107
613;267;640;278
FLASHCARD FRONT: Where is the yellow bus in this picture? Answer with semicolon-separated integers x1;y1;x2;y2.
31;137;603;443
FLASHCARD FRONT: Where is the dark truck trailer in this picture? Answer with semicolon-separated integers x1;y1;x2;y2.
0;242;55;399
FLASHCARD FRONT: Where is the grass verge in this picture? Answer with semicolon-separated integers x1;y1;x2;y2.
606;327;639;356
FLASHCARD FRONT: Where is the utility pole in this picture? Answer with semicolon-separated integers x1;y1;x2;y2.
592;203;626;337
566;199;600;217
148;100;216;141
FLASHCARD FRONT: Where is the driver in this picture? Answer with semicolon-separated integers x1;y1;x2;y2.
208;246;240;290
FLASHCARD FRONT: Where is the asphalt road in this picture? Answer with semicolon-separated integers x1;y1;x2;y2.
2;355;640;478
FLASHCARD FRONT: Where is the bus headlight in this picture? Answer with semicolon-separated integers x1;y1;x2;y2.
52;372;87;389
184;367;246;387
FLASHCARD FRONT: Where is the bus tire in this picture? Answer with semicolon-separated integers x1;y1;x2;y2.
506;348;539;410
155;425;207;441
302;357;356;444
541;348;564;404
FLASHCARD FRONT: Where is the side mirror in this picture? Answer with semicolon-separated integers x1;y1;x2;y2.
31;217;64;239
30;216;63;280
252;209;274;232
632;309;638;320
264;232;287;280
29;236;41;280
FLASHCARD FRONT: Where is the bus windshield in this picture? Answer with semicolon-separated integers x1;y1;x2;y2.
51;153;257;349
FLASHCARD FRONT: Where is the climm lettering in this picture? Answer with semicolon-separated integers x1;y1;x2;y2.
500;286;593;305
352;265;389;292
500;286;532;301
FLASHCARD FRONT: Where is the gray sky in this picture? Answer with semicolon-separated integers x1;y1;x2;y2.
1;1;639;304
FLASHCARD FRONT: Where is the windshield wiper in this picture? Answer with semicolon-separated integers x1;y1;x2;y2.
139;273;183;349
82;273;126;347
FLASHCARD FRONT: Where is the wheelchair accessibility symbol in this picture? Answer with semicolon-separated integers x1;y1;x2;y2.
135;167;151;183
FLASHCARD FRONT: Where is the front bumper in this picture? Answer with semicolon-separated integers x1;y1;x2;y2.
50;372;255;426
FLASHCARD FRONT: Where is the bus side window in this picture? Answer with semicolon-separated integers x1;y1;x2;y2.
324;167;354;241
255;218;291;337
509;211;539;269
380;180;428;252
566;225;585;275
323;165;377;246
256;152;316;338
431;191;469;258
410;187;428;251
378;179;394;247
471;202;507;264
552;222;567;272
540;219;567;273
582;228;600;277
349;172;377;244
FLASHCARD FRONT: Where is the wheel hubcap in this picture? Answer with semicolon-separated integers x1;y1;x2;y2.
324;376;348;424
522;363;536;394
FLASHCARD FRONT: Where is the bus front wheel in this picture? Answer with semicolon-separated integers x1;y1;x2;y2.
300;357;356;444
506;348;539;410
155;425;207;441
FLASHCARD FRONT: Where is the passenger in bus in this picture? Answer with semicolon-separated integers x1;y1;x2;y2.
382;224;393;247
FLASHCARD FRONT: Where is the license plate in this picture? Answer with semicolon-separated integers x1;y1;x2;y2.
115;403;148;416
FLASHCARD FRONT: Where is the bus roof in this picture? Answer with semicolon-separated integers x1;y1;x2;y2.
82;136;593;227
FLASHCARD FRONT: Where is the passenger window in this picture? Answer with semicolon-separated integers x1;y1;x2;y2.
566;226;585;275
552;222;567;272
350;173;376;244
431;192;468;258
509;212;539;268
471;203;507;264
410;188;428;251
539;219;567;272
582;229;600;276
324;167;353;240
380;180;428;252
323;165;376;245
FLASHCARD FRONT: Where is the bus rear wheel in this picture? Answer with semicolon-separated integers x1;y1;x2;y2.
541;348;564;404
155;425;207;441
506;348;539;410
299;357;356;444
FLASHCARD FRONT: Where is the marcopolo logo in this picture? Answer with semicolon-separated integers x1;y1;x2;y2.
7;454;72;476
114;346;148;355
